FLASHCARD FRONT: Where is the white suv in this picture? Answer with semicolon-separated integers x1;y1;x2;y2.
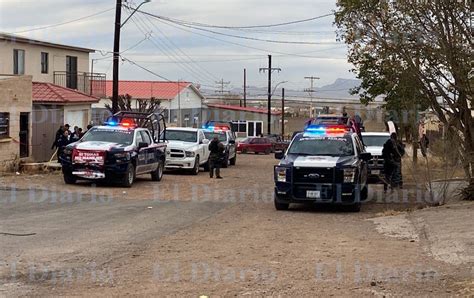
163;127;210;175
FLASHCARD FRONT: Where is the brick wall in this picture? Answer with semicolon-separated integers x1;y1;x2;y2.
0;76;33;164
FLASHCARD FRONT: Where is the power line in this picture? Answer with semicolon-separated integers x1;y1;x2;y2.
121;56;172;81
145;15;345;58
126;9;217;86
12;7;114;34
138;9;219;82
142;11;333;29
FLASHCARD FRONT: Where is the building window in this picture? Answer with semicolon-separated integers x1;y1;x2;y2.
13;49;25;75
41;52;49;74
0;113;10;139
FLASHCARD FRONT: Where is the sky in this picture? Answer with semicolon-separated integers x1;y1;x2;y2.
0;0;356;92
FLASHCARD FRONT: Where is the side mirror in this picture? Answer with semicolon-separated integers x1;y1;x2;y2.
202;139;210;145
274;150;284;160
228;139;235;144
138;142;149;149
360;152;372;161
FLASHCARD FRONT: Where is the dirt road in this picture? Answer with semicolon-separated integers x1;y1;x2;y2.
0;154;472;295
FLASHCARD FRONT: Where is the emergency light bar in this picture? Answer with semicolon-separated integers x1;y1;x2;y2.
104;116;136;128
304;124;349;136
202;124;230;132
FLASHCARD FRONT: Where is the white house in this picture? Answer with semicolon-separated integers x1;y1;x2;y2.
92;80;205;127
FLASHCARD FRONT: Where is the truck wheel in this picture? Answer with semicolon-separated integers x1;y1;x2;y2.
63;172;77;185
122;164;135;187
151;160;164;181
222;154;229;168
264;148;271;155
348;203;361;212
242;148;248;154
361;185;368;202
229;154;236;166
274;198;289;211
191;156;200;175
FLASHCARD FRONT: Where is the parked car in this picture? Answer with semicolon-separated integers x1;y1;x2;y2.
237;137;273;154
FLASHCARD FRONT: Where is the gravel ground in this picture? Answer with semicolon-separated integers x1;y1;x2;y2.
0;153;472;296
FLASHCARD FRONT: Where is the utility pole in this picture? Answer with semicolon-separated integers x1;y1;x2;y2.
259;55;281;135
243;68;247;107
177;80;181;126
214;79;231;101
112;0;122;114
281;87;285;138
304;76;319;118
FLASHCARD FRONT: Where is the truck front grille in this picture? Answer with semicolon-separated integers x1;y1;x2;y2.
293;167;334;184
169;149;185;158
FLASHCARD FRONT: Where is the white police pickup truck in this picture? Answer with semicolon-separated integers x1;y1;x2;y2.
163;127;210;175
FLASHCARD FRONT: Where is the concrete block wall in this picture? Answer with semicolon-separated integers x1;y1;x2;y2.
0;76;33;164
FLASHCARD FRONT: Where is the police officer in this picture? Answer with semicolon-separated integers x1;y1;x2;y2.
382;133;405;190
208;136;225;179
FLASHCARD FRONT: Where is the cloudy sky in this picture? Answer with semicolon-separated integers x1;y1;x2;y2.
0;0;355;91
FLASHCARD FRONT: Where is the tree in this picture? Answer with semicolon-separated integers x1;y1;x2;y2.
335;0;473;199
105;94;162;127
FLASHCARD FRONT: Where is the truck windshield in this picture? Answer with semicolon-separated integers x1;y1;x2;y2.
164;130;197;142
363;135;390;147
81;128;134;145
204;132;226;142
288;136;354;156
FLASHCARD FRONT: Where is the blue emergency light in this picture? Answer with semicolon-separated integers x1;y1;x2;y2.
304;124;348;136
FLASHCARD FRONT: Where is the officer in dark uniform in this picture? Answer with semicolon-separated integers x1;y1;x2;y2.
382;133;405;190
208;136;225;179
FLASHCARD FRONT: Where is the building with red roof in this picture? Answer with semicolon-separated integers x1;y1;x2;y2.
93;80;205;127
31;82;99;161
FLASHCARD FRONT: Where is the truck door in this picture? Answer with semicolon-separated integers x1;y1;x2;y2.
140;130;157;172
135;130;147;174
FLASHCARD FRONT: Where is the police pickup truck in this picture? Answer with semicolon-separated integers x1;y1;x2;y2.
202;123;237;167
274;125;372;212
59;112;167;187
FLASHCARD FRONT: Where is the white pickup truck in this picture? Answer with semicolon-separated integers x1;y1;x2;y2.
163;127;210;175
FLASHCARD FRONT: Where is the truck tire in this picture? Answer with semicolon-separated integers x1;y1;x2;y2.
191;156;200;175
274;197;289;211
348;203;361;212
63;172;77;185
122;164;135;187
264;148;271;155
151;160;164;181
222;153;229;168
361;185;368;202
229;154;236;166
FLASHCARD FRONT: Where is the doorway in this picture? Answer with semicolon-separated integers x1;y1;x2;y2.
66;56;78;89
19;112;29;158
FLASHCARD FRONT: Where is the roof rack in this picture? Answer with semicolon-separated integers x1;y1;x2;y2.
106;111;167;143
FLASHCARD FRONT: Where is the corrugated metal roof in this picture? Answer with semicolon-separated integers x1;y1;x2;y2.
105;80;201;100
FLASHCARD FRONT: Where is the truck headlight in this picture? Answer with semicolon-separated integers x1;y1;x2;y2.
114;152;130;160
343;168;356;183
275;167;287;183
185;151;195;157
63;147;73;156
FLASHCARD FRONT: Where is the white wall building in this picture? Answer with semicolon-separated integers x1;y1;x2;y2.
93;81;205;127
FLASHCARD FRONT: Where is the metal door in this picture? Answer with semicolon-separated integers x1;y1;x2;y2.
19;113;29;158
